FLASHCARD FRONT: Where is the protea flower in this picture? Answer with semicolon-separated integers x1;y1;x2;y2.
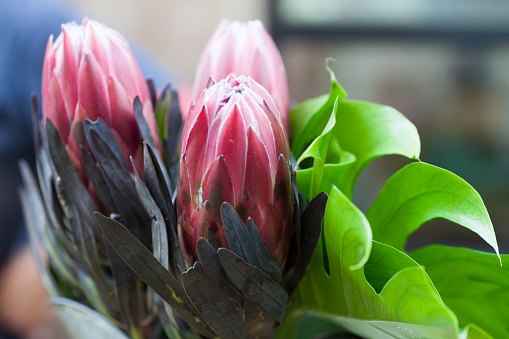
21;18;176;338
192;20;290;129
42;18;159;179
179;74;293;265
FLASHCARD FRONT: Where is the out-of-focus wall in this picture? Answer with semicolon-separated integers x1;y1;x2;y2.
64;0;269;83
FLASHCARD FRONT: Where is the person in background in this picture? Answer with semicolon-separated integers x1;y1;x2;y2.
0;1;174;337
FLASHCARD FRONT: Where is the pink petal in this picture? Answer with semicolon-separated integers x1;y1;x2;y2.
107;76;139;154
201;155;235;216
60;25;79;119
182;105;209;194
244;126;273;208
77;52;111;123
46;73;71;140
212;102;247;194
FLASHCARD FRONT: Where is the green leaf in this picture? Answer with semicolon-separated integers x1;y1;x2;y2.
411;245;509;339
460;324;493;339
49;297;129;339
367;162;500;258
290;68;420;198
278;187;458;339
290;68;346;149
296;97;356;199
155;86;172;140
333;99;421;197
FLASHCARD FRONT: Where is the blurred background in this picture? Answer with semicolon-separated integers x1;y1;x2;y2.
1;0;509;337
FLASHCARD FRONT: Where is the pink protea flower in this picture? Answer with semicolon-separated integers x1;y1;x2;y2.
178;74;293;266
192;20;290;130
42;18;159;179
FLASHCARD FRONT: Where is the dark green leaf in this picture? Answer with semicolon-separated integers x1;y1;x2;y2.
284;172;302;273
218;248;288;323
221;203;261;269
246;218;282;283
84;119;125;170
81;147;116;213
282;192;327;295
133;96;157;152
133;164;169;270
143;143;176;233
85;120;151;248
196;238;243;306
367;162;500;258
183;262;246;339
44;121;113;305
143;143;184;273
94;213;216;338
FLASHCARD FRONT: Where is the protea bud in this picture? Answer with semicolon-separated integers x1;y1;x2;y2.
41;18;158;178
192;20;290;129
178;74;293;265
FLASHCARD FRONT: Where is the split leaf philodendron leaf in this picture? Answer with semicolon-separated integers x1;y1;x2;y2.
276;187;459;339
411;245;509;339
333;99;421;198
296;97;356;200
291;68;420;198
290;67;346;148
367;162;500;258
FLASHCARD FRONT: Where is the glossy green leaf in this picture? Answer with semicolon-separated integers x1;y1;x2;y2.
333;99;420;197
290;68;420;198
460;324;493;339
296;97;357;199
49;297;129;339
277;187;458;339
411;245;509;339
367;162;500;258
290;68;346;149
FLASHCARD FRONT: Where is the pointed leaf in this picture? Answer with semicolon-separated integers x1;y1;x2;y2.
196;238;244;306
182;263;247;339
295;98;340;200
221;202;261;268
246;218;283;283
334;99;420;198
218;248;288;323
133;96;156;151
94;213;216;338
367;162;500;258
282;192;327;295
133;166;169;270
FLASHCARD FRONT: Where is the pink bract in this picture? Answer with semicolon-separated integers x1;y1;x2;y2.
42;18;159;177
178;74;293;266
192;20;290;130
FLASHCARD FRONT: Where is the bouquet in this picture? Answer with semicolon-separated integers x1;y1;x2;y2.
19;17;507;339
